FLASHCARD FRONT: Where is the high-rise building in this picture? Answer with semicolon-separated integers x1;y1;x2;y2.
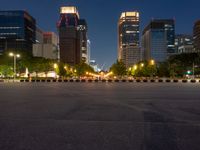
142;19;175;62
193;20;200;53
87;39;91;64
175;34;193;54
33;32;59;60
57;6;81;65
118;11;140;68
35;27;43;44
0;10;36;55
77;19;90;64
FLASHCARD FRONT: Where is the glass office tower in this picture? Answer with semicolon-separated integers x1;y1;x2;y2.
142;19;175;62
0;10;36;55
118;11;140;68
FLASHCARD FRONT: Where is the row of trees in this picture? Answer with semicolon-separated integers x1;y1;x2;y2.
1;50;199;78
110;53;200;78
54;61;94;78
0;65;13;77
0;52;56;77
0;51;94;78
110;60;157;78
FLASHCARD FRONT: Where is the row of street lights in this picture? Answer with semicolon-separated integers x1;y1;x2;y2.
129;60;155;70
7;56;155;81
53;63;77;75
128;59;155;77
5;56;198;80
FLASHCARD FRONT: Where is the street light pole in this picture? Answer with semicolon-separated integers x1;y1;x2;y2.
193;62;195;79
13;55;16;82
9;53;20;82
150;59;155;79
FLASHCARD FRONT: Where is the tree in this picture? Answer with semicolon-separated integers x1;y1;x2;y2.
110;60;127;78
74;62;94;77
0;50;57;72
0;65;14;77
43;59;55;75
128;61;157;77
64;64;74;77
157;62;170;77
17;57;56;77
167;53;199;77
57;62;67;77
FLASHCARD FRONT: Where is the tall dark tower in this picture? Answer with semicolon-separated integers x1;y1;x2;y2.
57;6;81;65
193;20;200;53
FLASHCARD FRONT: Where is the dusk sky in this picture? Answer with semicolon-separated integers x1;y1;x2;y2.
0;0;199;69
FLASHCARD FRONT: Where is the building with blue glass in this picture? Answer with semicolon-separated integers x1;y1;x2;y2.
142;19;175;62
0;10;36;55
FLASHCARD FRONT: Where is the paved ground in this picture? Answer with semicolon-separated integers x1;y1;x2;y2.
0;82;200;150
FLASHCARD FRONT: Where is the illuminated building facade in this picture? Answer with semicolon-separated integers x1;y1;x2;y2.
0;10;36;55
175;34;193;54
142;19;175;62
193;20;200;53
87;39;91;64
118;11;140;68
57;6;82;65
77;19;90;64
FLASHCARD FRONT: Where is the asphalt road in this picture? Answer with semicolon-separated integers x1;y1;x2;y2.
0;82;200;150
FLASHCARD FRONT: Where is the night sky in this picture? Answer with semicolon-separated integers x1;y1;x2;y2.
0;0;199;69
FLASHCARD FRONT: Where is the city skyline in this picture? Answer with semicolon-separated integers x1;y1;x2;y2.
0;0;199;69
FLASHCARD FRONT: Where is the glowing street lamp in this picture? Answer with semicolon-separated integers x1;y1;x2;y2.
104;71;113;78
150;59;155;78
133;65;138;70
150;59;155;65
9;52;20;82
54;63;58;69
140;63;144;67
